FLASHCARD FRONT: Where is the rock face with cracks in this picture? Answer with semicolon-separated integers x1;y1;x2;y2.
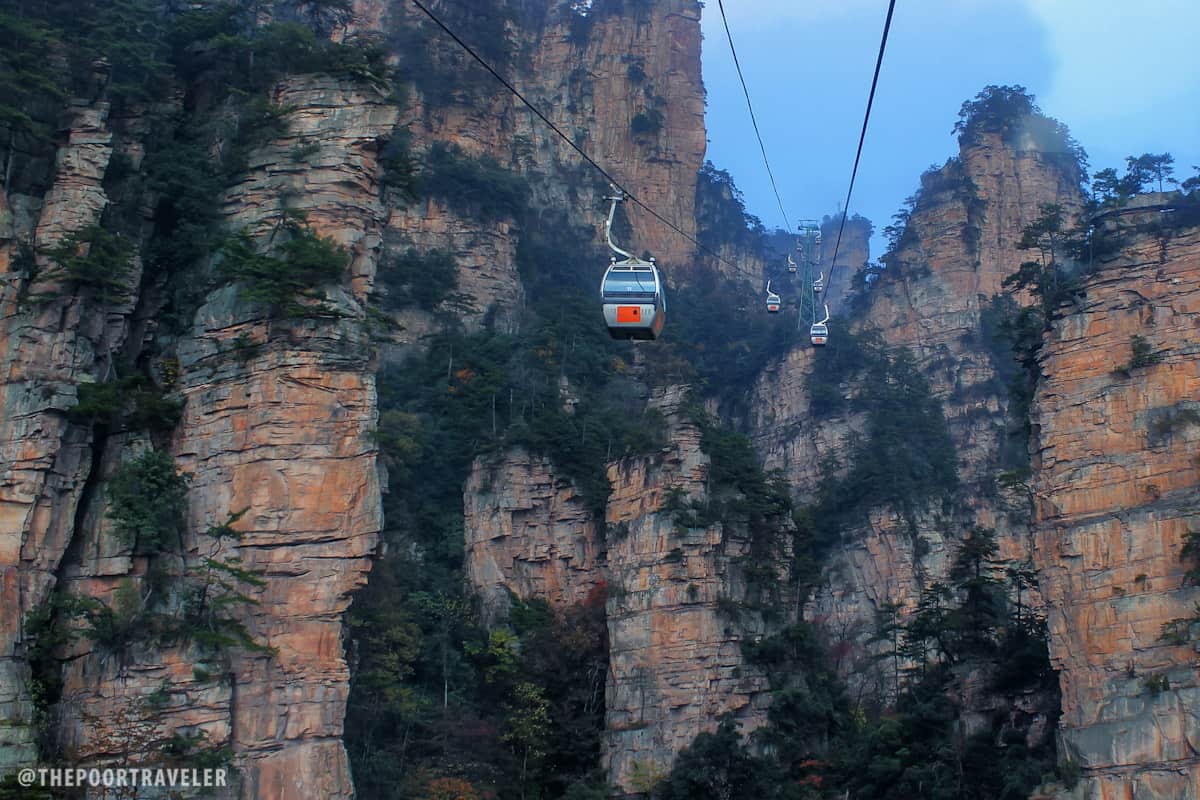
1;0;713;794
0;78;388;798
463;387;786;793
601;389;784;790
1031;200;1200;799
0;99;125;772
6;3;1200;798
750;133;1083;702
464;447;604;625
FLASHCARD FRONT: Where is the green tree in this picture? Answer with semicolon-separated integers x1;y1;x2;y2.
952;85;1086;182
1002;203;1085;319
106;449;191;553
1005;561;1038;633
378;247;458;311
417;142;530;221
219;211;348;318
813;342;959;536
954;85;1039;142
0;0;168;152
465;628;519;688
656;716;789;800
1161;603;1200;646
1091;167;1136;208
870;599;905;692
695;161;767;254
511;597;610;797
1182;165;1200;193
900;583;952;675
374;409;425;482
1121;334;1164;372
1125;152;1176;193
993;574;1053;694
946;527;1006;657
504;682;551;800
1183;529;1200;585
409;592;473;709
182;509;272;654
41;225;136;303
0;9;67;145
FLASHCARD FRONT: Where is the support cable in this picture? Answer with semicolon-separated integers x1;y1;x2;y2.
714;0;791;232
823;0;898;310
410;0;754;280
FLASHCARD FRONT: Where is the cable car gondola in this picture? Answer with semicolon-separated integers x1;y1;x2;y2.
810;303;830;346
787;254;798;274
813;272;824;295
600;193;666;340
602;259;665;339
765;280;781;313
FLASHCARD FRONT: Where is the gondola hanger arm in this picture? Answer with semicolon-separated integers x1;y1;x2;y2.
603;190;635;261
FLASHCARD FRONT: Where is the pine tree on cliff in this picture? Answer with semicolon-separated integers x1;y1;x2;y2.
1003;202;1086;320
946;527;1005;657
1125;153;1177;193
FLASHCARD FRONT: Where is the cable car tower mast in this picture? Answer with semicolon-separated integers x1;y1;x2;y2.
795;219;822;330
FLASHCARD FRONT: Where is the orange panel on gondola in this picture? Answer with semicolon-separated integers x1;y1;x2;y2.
616;306;641;323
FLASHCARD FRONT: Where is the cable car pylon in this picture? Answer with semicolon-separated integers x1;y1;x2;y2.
793;220;827;345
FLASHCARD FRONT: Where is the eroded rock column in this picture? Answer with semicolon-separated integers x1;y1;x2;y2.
1032;205;1200;798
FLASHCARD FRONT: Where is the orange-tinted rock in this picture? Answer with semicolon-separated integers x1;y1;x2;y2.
0;76;387;797
464;448;604;623
523;2;706;270
0;99;122;770
602;388;779;790
462;387;783;794
751;131;1082;698
382;0;706;276
163;78;387;798
1031;205;1200;799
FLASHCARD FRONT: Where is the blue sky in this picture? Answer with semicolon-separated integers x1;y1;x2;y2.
700;0;1200;258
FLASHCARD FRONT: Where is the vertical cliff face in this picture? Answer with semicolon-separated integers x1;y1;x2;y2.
866;134;1082;391
527;2;706;268
379;0;706;287
15;3;1200;798
0;98;125;770
4;0;711;791
1031;201;1200;798
865;134;1083;506
819;214;871;314
167;77;387;797
602;388;780;790
0;73;388;796
464;448;604;624
756;133;1085;495
750;130;1084;698
365;1;785;793
463;387;783;794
